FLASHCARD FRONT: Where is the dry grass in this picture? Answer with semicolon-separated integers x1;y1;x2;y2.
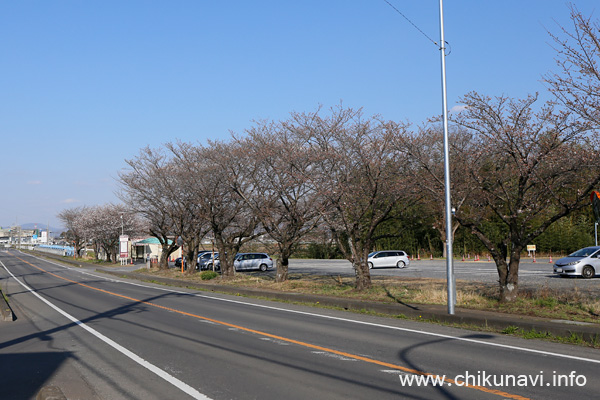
143;268;600;323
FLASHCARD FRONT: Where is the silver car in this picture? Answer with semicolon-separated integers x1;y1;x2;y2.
234;253;273;272
367;250;410;269
553;246;600;279
198;252;220;271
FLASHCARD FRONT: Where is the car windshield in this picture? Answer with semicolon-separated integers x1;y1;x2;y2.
368;252;376;257
568;247;599;257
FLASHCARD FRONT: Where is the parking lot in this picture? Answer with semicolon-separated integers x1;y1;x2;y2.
285;257;600;295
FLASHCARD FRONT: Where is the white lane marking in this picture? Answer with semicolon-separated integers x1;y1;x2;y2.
1;260;211;400
311;351;358;361
381;370;412;375
22;252;600;365
260;337;290;345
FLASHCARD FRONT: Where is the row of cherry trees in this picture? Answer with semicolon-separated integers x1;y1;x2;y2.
115;107;414;290
58;204;147;262
59;6;600;301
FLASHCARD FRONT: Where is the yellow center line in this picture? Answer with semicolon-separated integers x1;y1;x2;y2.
15;254;529;400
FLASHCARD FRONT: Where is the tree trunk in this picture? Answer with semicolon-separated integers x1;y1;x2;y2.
276;257;288;283
354;258;371;290
158;242;175;270
438;221;460;259
74;242;82;259
343;236;371;290
158;251;169;270
496;248;521;302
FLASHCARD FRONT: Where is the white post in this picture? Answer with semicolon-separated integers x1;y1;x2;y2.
439;0;455;314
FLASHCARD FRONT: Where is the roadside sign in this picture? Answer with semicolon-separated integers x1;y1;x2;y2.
119;235;129;259
591;191;600;222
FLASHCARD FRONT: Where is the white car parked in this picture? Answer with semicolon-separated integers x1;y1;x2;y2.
553;246;600;279
234;253;273;272
367;250;410;269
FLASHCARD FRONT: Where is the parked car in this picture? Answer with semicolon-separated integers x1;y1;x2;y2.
198;252;220;271
367;250;410;269
195;251;212;269
234;253;274;272
174;257;187;269
553;246;600;279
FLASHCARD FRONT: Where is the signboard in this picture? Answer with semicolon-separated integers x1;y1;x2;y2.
591;191;600;223
526;245;536;251
119;235;129;258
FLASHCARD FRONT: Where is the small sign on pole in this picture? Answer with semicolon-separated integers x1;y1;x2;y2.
119;235;129;262
591;191;600;245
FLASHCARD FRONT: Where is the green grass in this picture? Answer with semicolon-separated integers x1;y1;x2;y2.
200;271;218;280
141;268;600;326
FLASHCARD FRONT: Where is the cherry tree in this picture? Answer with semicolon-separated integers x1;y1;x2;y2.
451;92;600;301
396;124;473;258
164;141;213;273
57;206;89;258
544;4;600;128
298;106;416;290
76;204;146;262
170;141;261;278
118;147;182;270
231;119;323;282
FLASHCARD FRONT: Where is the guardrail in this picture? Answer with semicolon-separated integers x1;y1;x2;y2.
35;244;75;257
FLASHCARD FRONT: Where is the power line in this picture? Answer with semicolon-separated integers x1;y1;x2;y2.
382;0;439;48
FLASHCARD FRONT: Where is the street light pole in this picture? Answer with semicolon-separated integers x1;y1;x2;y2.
439;0;455;314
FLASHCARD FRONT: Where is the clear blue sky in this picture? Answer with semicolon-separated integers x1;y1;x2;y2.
1;1;597;229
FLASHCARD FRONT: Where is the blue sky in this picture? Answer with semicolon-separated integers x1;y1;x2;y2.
1;1;597;229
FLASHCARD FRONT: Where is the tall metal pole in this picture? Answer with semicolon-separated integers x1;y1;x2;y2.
439;0;455;314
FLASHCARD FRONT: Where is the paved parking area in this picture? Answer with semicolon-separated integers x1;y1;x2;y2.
286;258;600;296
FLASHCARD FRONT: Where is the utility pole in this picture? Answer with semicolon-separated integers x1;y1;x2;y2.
439;0;455;314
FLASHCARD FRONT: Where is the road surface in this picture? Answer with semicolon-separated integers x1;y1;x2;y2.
2;250;599;399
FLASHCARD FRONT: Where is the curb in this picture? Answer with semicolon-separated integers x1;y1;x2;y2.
0;289;13;322
100;269;600;343
36;385;67;400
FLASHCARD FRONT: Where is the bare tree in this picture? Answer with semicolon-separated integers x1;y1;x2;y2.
170;141;261;278
232;119;322;282
118;147;182;270
77;204;146;263
396;124;472;258
544;4;600;127
299;106;415;290
164;142;212;273
57;206;88;258
451;92;600;301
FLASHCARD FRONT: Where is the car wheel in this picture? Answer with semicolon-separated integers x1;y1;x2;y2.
259;264;267;272
396;260;406;269
368;262;373;269
215;264;221;272
582;266;595;279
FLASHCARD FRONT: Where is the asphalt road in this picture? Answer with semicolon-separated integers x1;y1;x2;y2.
2;250;600;400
